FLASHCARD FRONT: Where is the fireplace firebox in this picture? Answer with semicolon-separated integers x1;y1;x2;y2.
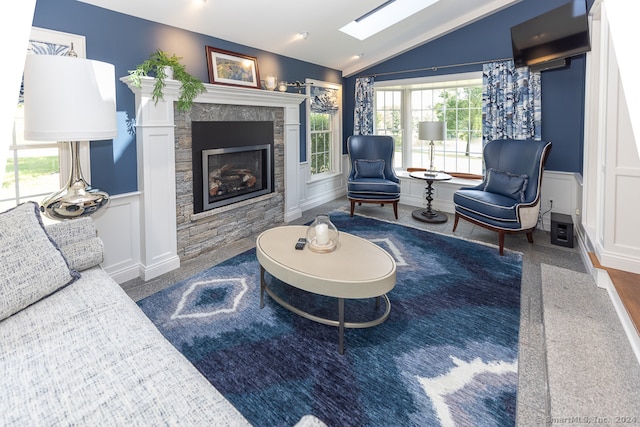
192;121;274;214
202;144;271;210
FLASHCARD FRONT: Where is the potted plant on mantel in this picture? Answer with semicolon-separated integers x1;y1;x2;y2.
128;49;206;111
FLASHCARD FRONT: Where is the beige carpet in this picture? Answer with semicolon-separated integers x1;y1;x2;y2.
541;264;640;424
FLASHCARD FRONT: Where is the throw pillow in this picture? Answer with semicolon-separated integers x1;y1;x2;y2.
354;159;385;179
484;168;529;202
0;202;80;320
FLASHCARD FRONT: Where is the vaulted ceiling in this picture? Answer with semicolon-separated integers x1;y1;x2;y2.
78;0;520;76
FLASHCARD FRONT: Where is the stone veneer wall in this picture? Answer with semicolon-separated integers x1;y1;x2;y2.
173;103;285;260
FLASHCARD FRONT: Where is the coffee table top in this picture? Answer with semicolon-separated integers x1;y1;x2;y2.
256;225;396;299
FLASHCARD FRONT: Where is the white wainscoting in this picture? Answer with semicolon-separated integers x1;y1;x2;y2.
297;154;348;214
397;170;582;232
93;192;141;284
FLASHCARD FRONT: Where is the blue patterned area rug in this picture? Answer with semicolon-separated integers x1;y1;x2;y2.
138;212;522;426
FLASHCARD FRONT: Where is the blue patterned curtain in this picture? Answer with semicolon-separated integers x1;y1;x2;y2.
353;76;375;135
482;60;541;143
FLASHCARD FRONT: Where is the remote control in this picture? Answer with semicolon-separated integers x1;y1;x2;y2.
295;238;306;250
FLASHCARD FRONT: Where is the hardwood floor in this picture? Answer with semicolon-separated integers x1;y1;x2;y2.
589;252;640;335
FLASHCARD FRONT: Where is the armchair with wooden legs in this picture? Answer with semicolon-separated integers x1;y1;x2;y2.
452;139;552;255
347;135;401;219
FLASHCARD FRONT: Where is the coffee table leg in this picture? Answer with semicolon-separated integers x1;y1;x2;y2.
260;266;265;309
338;298;345;355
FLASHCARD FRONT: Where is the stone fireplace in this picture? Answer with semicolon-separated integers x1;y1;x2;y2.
174;104;285;260
122;76;306;279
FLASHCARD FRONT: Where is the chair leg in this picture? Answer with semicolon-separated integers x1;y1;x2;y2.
526;231;534;244
350;200;355;217
392;201;398;219
452;213;459;232
498;231;505;256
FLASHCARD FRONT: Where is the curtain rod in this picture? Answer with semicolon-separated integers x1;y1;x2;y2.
358;57;512;79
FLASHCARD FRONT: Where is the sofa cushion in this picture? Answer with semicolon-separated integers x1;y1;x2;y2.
484;168;528;202
354;159;385;179
0;267;251;425
46;217;103;271
58;237;104;272
0;202;79;320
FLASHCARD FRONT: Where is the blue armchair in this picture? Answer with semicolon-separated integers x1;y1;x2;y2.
347;135;401;219
453;139;552;255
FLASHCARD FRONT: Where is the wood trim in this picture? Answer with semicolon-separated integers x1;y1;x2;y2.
405;168;483;180
446;172;483;180
589;252;640;336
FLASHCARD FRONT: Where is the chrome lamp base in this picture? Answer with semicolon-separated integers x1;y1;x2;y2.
41;141;109;220
40;180;109;220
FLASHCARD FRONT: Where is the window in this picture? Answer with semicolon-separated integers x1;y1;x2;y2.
375;90;403;168
306;79;342;179
309;112;332;174
0;105;64;213
374;72;483;174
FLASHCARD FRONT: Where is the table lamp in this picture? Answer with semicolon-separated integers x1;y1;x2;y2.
418;121;445;172
23;54;117;220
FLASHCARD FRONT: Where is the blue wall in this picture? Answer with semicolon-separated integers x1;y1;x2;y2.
33;0;591;197
32;0;342;195
344;0;592;173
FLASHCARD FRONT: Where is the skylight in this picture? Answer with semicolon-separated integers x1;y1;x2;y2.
340;0;441;41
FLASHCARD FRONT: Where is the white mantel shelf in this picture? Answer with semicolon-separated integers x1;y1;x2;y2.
120;76;308;108
121;75;307;281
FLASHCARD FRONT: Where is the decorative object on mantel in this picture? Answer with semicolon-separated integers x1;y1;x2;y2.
23;54;116;220
306;214;339;253
128;49;206;111
288;80;312;93
278;80;288;92
263;74;277;91
205;45;260;89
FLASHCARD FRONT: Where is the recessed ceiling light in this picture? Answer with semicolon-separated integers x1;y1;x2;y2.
298;32;310;40
340;0;440;41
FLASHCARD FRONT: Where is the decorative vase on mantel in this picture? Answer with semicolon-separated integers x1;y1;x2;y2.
306;214;339;253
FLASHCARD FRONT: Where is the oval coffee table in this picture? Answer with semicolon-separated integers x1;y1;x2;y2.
256;225;396;354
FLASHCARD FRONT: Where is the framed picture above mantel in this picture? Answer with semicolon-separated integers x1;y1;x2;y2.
205;46;260;89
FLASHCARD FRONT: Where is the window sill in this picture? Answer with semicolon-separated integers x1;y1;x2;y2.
307;171;342;184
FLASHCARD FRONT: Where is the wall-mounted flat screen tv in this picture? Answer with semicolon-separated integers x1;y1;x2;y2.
511;0;590;69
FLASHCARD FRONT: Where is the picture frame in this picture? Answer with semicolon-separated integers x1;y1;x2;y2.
205;46;260;89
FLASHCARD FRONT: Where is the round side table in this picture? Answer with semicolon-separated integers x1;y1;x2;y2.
409;171;452;223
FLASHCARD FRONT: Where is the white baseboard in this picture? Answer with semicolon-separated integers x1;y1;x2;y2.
139;255;181;281
103;263;140;285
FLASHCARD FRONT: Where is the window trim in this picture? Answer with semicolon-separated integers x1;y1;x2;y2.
305;78;343;183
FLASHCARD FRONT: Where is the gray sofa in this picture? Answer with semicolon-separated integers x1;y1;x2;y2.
0;202;252;425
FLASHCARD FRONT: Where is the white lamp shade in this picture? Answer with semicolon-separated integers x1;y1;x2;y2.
23;54;117;141
418;121;445;141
